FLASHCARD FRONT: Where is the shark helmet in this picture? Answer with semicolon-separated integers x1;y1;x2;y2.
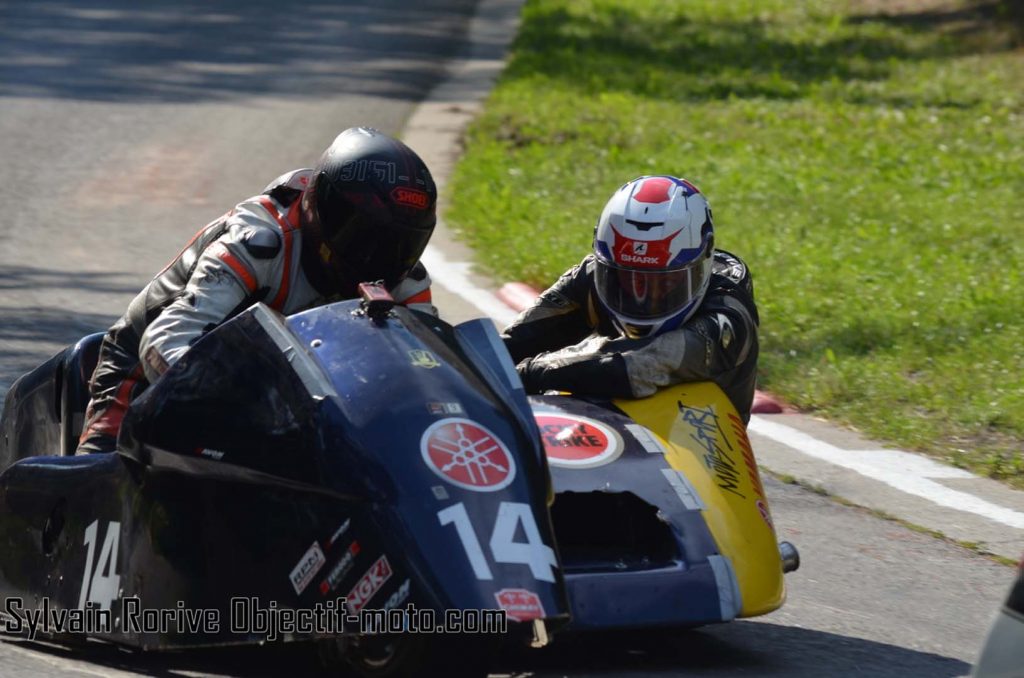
593;176;715;338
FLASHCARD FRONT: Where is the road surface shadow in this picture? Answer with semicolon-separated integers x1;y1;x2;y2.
0;0;492;103
0;620;972;677
0;265;139;295
0;266;134;393
499;621;973;676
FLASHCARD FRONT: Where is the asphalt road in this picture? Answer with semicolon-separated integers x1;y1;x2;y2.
0;1;1015;676
0;0;479;392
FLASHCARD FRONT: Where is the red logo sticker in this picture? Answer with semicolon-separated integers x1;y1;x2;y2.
346;555;392;613
611;227;681;269
495;588;545;622
391;187;430;210
534;413;623;469
421;419;516;491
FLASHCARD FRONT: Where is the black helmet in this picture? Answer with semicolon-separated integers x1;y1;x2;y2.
300;127;437;291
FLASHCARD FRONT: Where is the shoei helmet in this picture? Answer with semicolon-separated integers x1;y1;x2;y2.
300;127;437;291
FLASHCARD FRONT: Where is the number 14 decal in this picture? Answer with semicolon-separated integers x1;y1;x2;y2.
438;502;557;582
78;520;121;611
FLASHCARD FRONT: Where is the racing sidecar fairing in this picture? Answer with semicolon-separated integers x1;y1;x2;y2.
0;300;569;650
0;293;794;651
533;384;794;630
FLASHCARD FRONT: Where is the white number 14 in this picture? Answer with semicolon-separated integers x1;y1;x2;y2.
78;520;121;611
438;502;557;582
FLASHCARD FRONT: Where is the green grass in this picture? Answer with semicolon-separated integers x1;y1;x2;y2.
445;0;1024;483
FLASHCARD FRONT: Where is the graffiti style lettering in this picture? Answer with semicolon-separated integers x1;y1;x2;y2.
678;403;744;498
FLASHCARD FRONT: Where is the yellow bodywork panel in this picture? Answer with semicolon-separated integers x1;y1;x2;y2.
615;383;785;617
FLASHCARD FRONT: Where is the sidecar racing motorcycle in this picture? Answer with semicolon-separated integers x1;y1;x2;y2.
0;289;797;675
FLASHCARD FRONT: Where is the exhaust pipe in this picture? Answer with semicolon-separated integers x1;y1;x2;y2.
779;541;800;573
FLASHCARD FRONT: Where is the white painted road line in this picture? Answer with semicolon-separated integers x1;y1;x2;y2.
421;246;519;328
749;415;1024;530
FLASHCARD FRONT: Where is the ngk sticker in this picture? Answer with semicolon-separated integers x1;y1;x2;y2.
289;542;326;595
346;555;392;613
495;588;545;622
534;413;623;469
421;419;516;491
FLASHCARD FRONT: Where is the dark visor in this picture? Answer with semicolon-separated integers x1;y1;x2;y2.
594;258;709;320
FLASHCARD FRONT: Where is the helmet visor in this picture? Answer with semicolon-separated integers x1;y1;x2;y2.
324;212;434;287
594;257;711;320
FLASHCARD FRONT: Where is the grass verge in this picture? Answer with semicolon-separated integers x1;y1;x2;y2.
446;0;1024;484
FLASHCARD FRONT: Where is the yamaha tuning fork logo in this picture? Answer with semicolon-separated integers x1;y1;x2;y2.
420;418;516;491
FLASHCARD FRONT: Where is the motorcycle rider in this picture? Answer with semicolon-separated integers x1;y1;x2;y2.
502;175;760;422
78;127;438;454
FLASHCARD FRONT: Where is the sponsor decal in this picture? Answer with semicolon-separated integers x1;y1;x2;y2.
319;540;361;596
534;413;623;469
290;542;326;595
346;555;393;613
620;253;661;265
728;413;768;505
727;412;774;532
611;227;682;269
427;401;464;416
382;578;411;612
326;518;352;549
391;186;430;210
494;588;545;622
199;448;225;460
421;419;516;491
409;349;441;369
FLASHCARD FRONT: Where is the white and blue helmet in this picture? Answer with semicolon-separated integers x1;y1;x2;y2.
593;176;715;338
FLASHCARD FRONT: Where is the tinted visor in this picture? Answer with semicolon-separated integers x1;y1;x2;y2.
323;211;434;288
594;257;710;320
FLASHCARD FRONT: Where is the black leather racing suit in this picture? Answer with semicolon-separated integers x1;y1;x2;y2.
502;250;759;422
79;169;435;453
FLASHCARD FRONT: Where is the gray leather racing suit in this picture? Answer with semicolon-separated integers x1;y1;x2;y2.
502;250;759;422
79;169;435;453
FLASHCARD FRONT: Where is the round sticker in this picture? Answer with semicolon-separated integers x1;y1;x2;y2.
420;418;516;491
534;413;623;469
